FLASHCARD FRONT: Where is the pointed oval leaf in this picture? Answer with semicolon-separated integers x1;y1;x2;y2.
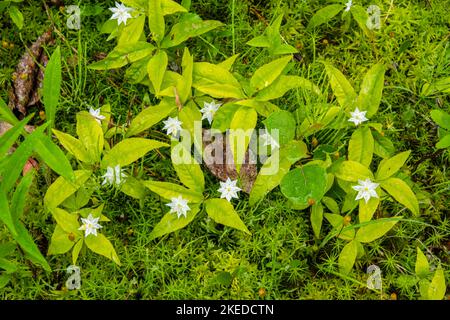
142;180;203;203
338;240;358;275
101;138;168;168
250;56;292;92
149;204;200;240
380;178;419;215
355;217;401;243
204;199;250;235
375;150;411;181
85;233;121;265
348;126;374;167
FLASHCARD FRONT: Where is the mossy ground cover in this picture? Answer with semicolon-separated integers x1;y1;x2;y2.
0;0;448;299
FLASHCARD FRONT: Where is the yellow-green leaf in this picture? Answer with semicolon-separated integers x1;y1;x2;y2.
250;56;292;92
101;138;168;168
204;199;250;235
85;233;121;265
332;160;374;182
53;129;91;163
143;181;203;203
44;170;92;209
380;178;419;215
415;247;430;279
355;217;401;243
76;112;104;163
147;50;168;95
338;240;358;275
428;265;446;300
359;197;379;223
375;151;411;181
348;126;374;167
149;204;200;240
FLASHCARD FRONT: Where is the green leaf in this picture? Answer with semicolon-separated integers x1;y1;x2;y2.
0;192;17;236
178;101;201;139
357;63;385;118
179;48;194;103
322;196;340;214
256;75;321;101
28;129;74;182
14;222;51;271
161;19;223;48
85;233;121;265
263;110;296;146
246;35;270;48
121;176;148;200
101;138;168;168
338;240;358;275
171;143;204;192
76;111;104;163
0;97;18;125
125;56;151;84
355;217;401;243
359;197;379;223
193;62;245;99
161;0;188;15
43;46;62;131
348;126;374;167
147;50;168;95
331;160;374;182
430;110;450;130
380;178;419;215
0;114;32;157
53;129;91;163
0;135;34;193
118;14;145;46
9;5;23;29
47;225;76;255
351;5;370;36
204;199;250;235
311;202;324;238
307;4;343;29
249;141;308;205
250;56;292;92
149;204;200;240
126;99;176;137
324;213;355;241
235;99;279;118
88;42;154;70
428;265;446;300
218;54;240;71
415;247;430;279
373;131;395;159
50;207;81;235
436;134;450;149
376;151;411;181
228;107;257;173
44;170;92;209
10;171;34;223
281;165;328;207
148;0;165;44
72;239;83;265
143;180;203;203
211;103;240;132
324;63;357;110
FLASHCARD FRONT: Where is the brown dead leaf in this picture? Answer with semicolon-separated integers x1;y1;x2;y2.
8;29;53;115
202;129;257;194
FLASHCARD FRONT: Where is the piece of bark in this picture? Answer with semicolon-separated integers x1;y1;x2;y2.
202;129;257;194
9;29;53;115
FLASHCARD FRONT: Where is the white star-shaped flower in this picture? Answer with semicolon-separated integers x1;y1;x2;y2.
218;178;241;202
89;107;105;125
162;116;183;138
101;165;127;186
352;178;379;203
348;107;368;126
78;214;102;237
345;0;353;12
166;195;190;219
109;2;133;26
200;100;222;125
260;130;280;150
